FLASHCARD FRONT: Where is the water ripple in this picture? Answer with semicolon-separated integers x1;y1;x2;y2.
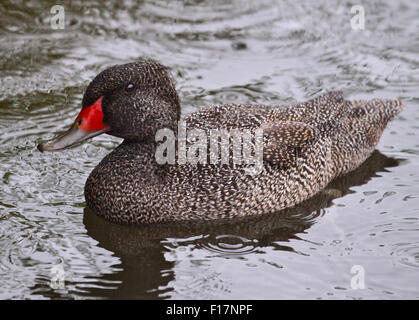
201;234;259;256
393;243;419;269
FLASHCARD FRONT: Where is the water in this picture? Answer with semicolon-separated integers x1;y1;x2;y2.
0;0;418;299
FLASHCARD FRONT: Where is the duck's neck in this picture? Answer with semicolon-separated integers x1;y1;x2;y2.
121;139;158;156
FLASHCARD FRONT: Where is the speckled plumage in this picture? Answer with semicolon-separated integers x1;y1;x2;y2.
82;60;403;224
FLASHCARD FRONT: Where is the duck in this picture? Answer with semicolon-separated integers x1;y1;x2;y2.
37;60;403;224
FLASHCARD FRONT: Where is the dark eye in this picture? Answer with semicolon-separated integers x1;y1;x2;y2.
125;83;135;92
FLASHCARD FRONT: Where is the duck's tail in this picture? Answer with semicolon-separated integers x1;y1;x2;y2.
349;98;404;124
332;98;404;177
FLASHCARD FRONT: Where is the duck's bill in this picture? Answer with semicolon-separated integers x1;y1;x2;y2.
37;125;110;152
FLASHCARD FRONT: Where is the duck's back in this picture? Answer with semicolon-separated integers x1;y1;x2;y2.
184;91;403;177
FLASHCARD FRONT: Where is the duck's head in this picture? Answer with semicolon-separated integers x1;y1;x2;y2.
38;60;180;152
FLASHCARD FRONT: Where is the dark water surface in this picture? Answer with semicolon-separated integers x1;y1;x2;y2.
0;0;418;299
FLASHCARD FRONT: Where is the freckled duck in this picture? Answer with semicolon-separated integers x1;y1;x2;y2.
37;60;403;224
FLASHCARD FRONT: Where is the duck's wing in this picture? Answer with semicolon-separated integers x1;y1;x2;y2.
185;103;276;130
274;91;346;136
261;121;318;168
186;91;347;131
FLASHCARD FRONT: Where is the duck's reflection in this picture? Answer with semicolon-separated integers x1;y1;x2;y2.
80;150;399;299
